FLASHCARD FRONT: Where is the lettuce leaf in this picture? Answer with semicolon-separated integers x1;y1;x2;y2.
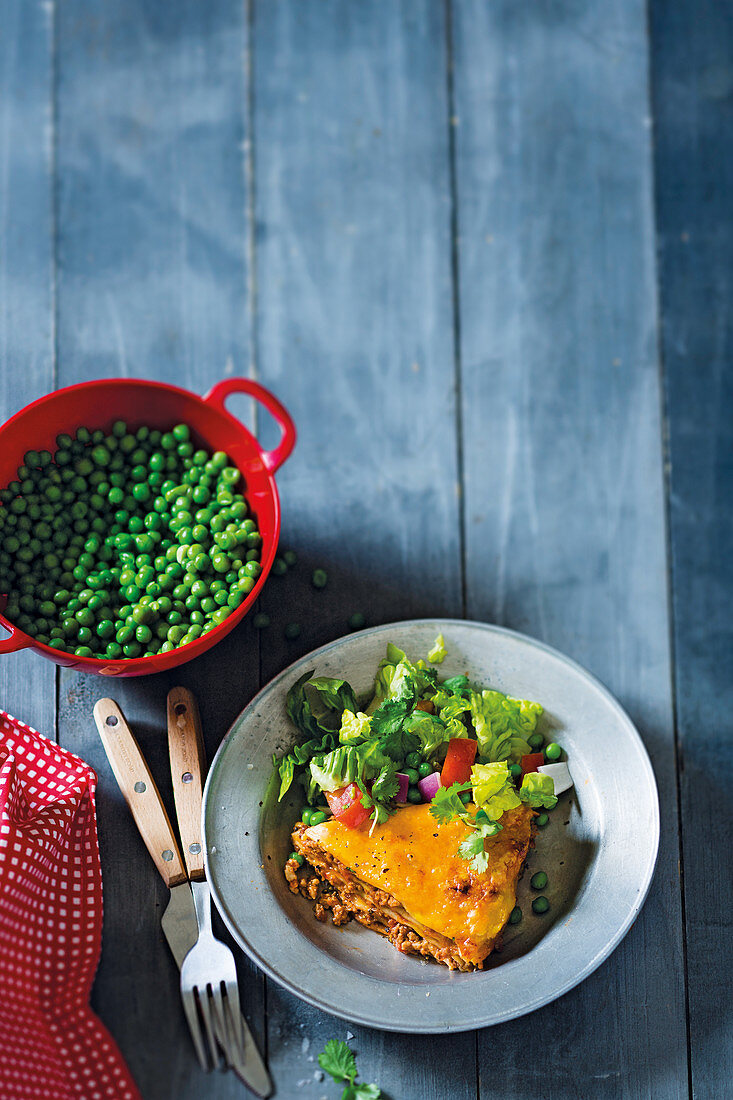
430;688;471;721
427;633;447;663
403;711;454;757
367;643;438;713
339;710;372;743
469;762;521;819
469;689;541;762
286;671;357;738
519;772;558;809
308;746;360;792
274;753;296;801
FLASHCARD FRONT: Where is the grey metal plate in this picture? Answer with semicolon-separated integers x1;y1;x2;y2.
203;620;659;1033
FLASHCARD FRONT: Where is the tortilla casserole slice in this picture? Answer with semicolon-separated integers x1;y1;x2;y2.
288;802;534;970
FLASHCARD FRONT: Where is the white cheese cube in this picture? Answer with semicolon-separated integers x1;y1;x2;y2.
537;761;574;795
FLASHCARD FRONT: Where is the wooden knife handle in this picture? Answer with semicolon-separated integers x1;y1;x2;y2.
167;687;207;882
93;698;188;889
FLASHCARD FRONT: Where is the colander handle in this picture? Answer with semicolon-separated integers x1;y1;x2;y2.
0;617;31;655
203;378;296;474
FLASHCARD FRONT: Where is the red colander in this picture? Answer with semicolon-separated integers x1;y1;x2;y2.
0;377;296;676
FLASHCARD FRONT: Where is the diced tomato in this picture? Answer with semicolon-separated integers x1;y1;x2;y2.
325;783;371;828
440;737;477;787
521;752;545;776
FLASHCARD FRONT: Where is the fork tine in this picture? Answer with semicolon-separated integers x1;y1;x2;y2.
181;988;209;1071
199;986;221;1070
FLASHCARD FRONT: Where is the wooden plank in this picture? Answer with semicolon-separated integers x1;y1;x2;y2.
53;3;261;1096
0;0;56;733
649;0;733;1093
449;1;688;1096
250;2;471;1097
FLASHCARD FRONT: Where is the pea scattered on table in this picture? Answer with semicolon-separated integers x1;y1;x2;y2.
530;871;548;890
272;556;288;576
532;896;550;914
282;549;297;567
0;421;262;659
348;611;365;630
284;622;301;640
252;612;270;629
508;906;522;925
311;568;328;589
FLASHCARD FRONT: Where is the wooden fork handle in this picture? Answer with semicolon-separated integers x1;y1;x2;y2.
93;698;188;889
167;687;207;882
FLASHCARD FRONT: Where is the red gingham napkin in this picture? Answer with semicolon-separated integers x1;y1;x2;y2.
0;710;141;1100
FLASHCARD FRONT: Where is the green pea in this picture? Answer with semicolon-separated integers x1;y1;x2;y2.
311;568;327;588
74;645;94;657
301;808;313;826
309;811;327;826
348;612;366;630
536;813;549;828
122;641;142;658
135;624;153;644
544;742;562;762
284;622;301;640
530;871;548;890
96;620;115;639
508;906;522;925
532;896;550;915
417;761;433;778
252;612;270;629
528;732;544;751
407;788;422;804
509;763;523;779
404;768;419;785
289;851;304;867
405;752;421;770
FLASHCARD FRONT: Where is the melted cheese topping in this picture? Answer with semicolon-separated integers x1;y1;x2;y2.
307;803;533;964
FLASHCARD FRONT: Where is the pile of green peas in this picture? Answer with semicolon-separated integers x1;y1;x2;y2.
0;420;263;659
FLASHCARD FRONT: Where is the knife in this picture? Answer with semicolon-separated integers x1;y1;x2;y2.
166;688;272;1098
93;698;271;1097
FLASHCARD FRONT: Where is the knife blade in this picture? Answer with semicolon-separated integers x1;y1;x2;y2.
93;698;271;1097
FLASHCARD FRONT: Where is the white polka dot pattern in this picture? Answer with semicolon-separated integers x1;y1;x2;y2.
0;711;141;1100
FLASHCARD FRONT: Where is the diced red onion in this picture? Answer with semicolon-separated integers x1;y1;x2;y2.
395;772;410;804
417;771;442;802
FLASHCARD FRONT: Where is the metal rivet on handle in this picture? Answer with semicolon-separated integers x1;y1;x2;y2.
134;781;146;794
162;850;174;862
189;843;201;855
182;772;193;783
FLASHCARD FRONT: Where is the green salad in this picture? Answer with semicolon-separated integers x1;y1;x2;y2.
273;636;561;873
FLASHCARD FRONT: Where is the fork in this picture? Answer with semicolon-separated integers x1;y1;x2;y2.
167;687;244;1071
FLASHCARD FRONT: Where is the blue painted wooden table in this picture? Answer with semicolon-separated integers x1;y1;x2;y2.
1;1;730;1097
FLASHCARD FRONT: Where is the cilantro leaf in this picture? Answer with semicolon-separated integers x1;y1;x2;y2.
429;781;471;824
469;848;491;874
351;1085;382;1100
458;833;484;859
318;1039;357;1084
370;762;399;802
318;1041;382;1100
369;697;412;738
